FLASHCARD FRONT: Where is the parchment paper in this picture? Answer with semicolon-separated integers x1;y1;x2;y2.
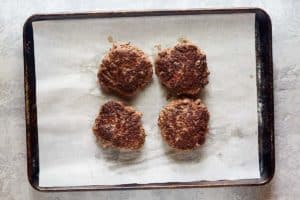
33;13;259;187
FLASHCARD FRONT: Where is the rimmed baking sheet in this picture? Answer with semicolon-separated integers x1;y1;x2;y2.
23;8;274;191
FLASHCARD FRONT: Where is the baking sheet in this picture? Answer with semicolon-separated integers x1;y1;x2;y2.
33;13;259;187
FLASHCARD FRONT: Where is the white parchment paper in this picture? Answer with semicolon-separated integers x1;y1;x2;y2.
33;13;259;187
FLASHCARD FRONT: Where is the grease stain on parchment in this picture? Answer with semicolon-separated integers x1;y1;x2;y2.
177;36;189;43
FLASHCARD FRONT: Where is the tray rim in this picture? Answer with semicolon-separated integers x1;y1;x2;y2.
23;7;274;192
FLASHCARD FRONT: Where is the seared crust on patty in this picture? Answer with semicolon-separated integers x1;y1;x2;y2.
155;42;209;96
98;43;153;98
93;100;145;150
158;99;209;150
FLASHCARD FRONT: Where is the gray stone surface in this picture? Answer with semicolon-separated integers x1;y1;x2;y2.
0;0;299;199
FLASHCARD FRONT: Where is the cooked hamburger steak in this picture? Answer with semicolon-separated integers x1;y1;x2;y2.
155;42;209;96
158;99;209;150
93;100;145;150
98;43;153;98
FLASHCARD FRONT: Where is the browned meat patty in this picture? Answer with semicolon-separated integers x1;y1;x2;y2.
155;42;209;96
93;100;145;150
98;43;153;98
158;99;209;150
